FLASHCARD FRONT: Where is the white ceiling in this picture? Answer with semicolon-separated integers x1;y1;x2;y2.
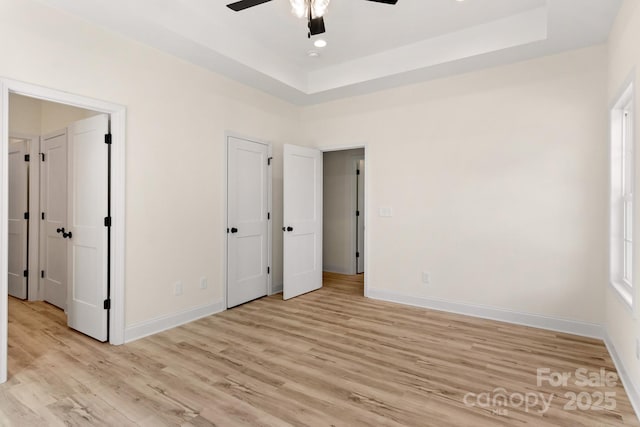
36;0;621;105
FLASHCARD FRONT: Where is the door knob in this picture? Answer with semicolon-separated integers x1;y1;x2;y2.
286;226;293;232
62;231;72;239
231;227;238;233
56;227;65;234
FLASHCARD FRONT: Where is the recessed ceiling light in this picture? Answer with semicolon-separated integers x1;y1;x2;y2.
314;39;327;48
307;50;320;57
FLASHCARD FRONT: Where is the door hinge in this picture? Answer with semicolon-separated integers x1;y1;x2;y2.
104;216;112;227
357;169;360;175
24;154;30;162
40;153;45;162
267;212;271;220
24;212;29;220
23;270;28;278
267;157;273;166
104;133;112;145
41;270;45;278
103;299;111;310
41;212;45;220
267;266;270;274
356;252;360;258
356;210;360;217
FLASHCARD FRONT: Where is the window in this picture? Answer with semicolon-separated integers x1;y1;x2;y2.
611;82;635;307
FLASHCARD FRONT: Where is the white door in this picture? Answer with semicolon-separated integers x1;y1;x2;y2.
357;159;365;274
40;131;68;310
283;144;322;300
227;136;269;308
67;114;110;341
8;138;29;300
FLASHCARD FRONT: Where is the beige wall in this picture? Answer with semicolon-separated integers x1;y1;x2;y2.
607;0;640;399
323;148;364;274
8;94;41;136
0;0;299;326
301;45;608;325
9;93;99;136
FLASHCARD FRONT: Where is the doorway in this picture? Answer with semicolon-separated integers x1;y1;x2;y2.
0;79;127;384
322;148;365;280
282;144;368;300
7;94;111;340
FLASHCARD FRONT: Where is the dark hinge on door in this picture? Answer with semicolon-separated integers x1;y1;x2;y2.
356;252;360;258
357;169;360;175
23;212;29;220
104;133;112;145
41;270;45;278
104;216;112;227
103;299;111;310
24;154;30;162
267;157;273;166
356;210;360;217
23;270;28;278
40;153;45;162
267;212;271;220
41;212;45;220
267;266;270;275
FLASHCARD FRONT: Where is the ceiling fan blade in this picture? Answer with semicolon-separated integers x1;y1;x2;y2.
365;0;398;4
226;0;272;12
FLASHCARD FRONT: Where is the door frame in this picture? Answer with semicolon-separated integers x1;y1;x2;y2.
0;78;127;384
223;132;273;308
352;154;365;275
319;143;369;296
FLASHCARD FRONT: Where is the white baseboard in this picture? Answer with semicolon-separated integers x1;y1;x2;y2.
271;283;283;294
323;266;354;275
604;333;640;422
124;300;225;343
367;289;604;339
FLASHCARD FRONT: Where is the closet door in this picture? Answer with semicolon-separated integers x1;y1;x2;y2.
40;130;68;310
8;138;29;300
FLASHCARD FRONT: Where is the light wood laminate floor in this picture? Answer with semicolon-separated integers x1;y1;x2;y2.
1;272;638;426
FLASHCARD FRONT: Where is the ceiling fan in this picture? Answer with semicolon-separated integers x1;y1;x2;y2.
226;0;399;38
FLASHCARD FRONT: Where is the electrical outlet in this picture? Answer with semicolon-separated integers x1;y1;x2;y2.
200;277;208;290
174;281;183;296
422;271;430;284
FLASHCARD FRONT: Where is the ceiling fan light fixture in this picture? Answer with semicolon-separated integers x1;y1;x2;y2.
311;0;330;18
290;0;308;18
290;0;330;19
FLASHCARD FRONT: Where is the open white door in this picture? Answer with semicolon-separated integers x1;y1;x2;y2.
7;138;29;300
67;114;109;341
357;159;365;274
283;144;322;300
227;136;269;308
40;130;68;310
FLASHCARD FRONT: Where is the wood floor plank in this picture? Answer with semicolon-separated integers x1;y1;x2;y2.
0;273;638;426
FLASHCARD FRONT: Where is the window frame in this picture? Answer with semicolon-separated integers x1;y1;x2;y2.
610;81;636;310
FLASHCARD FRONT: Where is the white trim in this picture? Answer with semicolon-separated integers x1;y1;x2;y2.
368;289;604;339
323;266;354;275
604;333;640;422
1;80;9;384
124;300;225;343
0;78;127;384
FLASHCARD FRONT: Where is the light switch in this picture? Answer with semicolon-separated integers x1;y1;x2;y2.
379;207;393;217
